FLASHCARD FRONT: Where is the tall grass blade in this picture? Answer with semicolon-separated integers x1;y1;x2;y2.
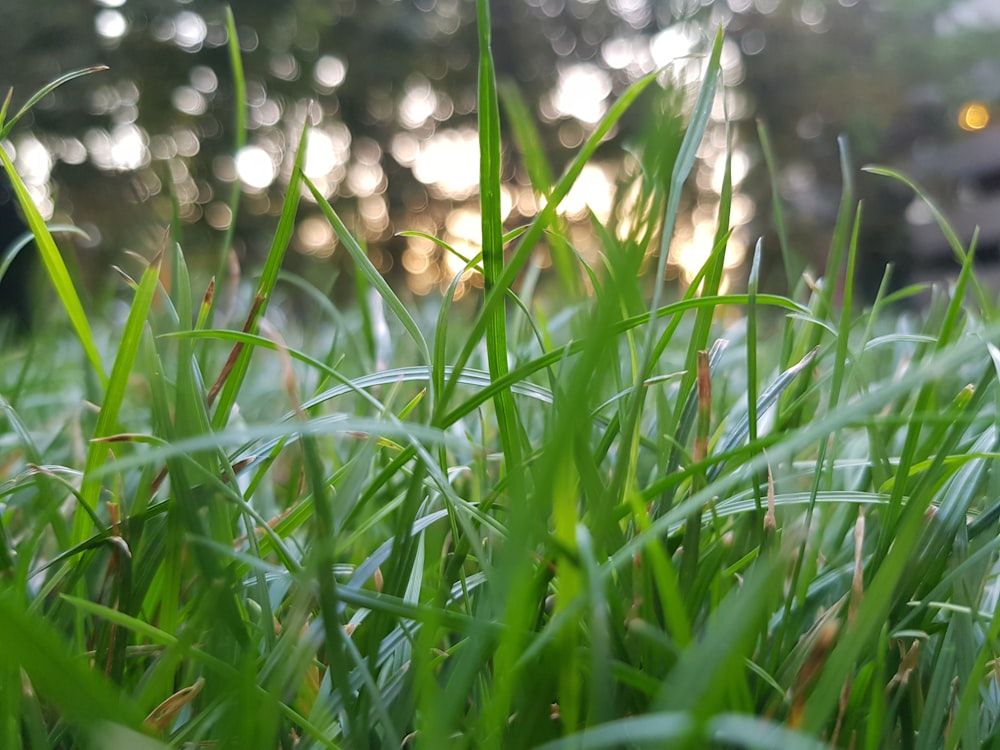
499;82;579;297
73;249;162;541
305;176;430;368
212;123;309;429
477;0;525;502
864;165;991;317
439;68;661;412
756;121;799;290
210;6;249;319
0;66;108;140
0;152;106;384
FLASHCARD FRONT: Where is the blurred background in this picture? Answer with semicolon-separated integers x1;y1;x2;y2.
1;0;999;316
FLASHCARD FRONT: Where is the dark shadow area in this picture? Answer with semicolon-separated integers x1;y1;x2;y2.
0;174;35;335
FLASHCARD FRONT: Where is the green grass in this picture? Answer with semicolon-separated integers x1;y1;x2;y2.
3;3;1000;748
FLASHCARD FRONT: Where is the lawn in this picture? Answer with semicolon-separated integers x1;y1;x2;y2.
2;3;1000;748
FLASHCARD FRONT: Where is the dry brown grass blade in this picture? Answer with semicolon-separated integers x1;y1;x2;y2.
832;511;866;745
789;608;842;728
207;291;266;407
144;677;205;733
694;349;711;464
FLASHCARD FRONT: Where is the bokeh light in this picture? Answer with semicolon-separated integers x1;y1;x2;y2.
411;128;480;199
15;0;982;304
958;101;990;131
235;145;277;190
95;10;128;41
544;64;613;125
314;55;347;90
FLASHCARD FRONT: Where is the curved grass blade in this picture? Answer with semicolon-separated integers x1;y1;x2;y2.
710;345;820;478
865;164;991;317
304;175;430;369
211;122;309;429
0;152;106;384
499;81;579;296
439;67;662;413
0;66;108;140
72;248;162;541
208;6;249;321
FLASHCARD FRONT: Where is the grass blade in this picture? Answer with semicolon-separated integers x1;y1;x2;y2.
73;248;162;541
0;152;106;384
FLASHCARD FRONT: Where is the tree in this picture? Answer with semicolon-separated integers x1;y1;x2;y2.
2;0;996;315
728;0;1000;293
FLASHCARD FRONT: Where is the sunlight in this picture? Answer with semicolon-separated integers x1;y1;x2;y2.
411;127;480;199
235;145;276;190
545;64;613;125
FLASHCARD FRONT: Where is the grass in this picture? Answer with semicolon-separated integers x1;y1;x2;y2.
3;2;1000;748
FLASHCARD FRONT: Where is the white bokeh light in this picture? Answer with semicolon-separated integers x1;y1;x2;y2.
95;9;128;40
547;64;612;124
174;11;207;51
558;163;614;221
235;145;276;190
412;128;480;198
314;55;347;90
399;75;439;130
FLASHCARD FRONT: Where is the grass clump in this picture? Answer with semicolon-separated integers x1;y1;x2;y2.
3;2;1000;748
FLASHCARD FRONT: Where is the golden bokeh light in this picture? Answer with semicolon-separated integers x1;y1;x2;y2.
958;101;990;132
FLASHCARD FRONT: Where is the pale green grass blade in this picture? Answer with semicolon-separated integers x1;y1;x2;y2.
536;711;829;749
744;239;764;526
708;714;832;749
433;247;480;417
824;136;857;309
534;713;693;749
756;121;799;290
0;224;88;283
73;249;162;541
865;165;991;317
648;26;724;321
165;329;391;417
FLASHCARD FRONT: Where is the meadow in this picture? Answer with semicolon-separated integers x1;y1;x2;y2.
2;3;1000;748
